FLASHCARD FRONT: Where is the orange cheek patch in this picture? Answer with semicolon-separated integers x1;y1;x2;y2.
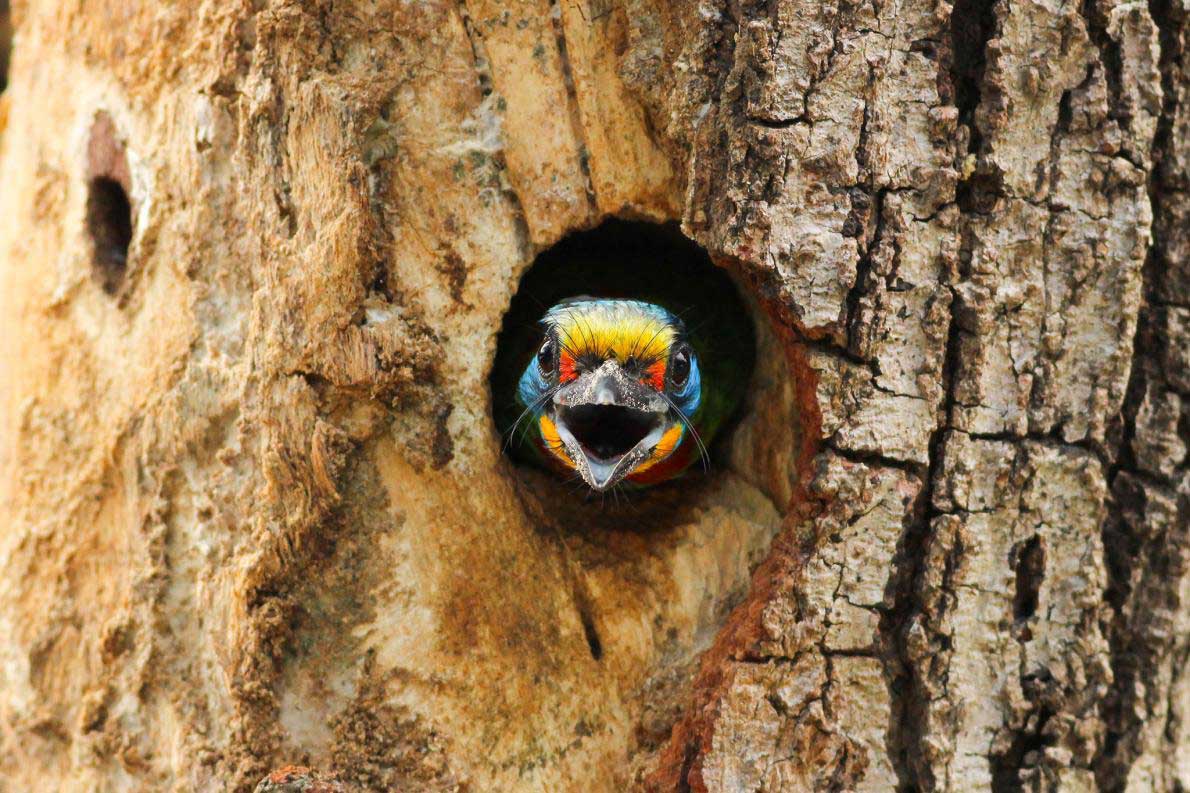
632;424;683;474
539;414;574;469
644;361;666;391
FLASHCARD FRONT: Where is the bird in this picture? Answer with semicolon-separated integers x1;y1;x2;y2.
490;220;755;494
509;299;705;491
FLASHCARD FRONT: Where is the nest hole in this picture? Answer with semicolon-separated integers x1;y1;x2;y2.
85;112;134;296
490;219;780;531
86;177;133;294
0;1;10;93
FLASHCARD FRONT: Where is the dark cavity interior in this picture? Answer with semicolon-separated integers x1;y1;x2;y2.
560;405;657;461
86;113;135;297
0;1;10;93
87;177;133;291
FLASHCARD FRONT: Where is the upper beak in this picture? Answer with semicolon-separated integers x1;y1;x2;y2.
551;361;670;492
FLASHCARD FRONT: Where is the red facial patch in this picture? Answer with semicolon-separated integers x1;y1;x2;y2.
643;360;666;391
559;351;578;383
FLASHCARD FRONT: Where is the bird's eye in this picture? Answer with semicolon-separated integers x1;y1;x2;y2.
669;345;692;388
537;336;556;376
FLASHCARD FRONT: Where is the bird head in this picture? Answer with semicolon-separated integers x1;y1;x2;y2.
514;299;704;492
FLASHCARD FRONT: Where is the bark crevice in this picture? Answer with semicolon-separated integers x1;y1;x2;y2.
1096;0;1190;787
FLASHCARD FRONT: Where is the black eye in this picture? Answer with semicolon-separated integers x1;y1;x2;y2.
669;345;691;387
537;336;556;376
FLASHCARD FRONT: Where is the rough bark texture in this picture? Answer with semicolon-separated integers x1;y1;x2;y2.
0;0;1184;791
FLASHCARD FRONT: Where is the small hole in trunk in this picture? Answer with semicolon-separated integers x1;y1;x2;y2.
86;177;133;294
85;112;135;296
0;1;10;93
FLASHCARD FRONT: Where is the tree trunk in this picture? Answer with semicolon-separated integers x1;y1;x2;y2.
0;0;1185;791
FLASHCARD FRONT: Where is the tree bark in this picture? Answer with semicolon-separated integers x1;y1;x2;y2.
0;0;1185;791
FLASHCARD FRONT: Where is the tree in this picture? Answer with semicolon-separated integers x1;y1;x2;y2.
0;0;1184;790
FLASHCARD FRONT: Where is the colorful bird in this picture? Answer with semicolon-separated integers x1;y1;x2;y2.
509;298;717;492
489;220;755;495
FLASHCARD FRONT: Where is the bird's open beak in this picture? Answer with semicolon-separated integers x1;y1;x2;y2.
548;360;673;492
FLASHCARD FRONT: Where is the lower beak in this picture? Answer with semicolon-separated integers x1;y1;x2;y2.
552;403;669;492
